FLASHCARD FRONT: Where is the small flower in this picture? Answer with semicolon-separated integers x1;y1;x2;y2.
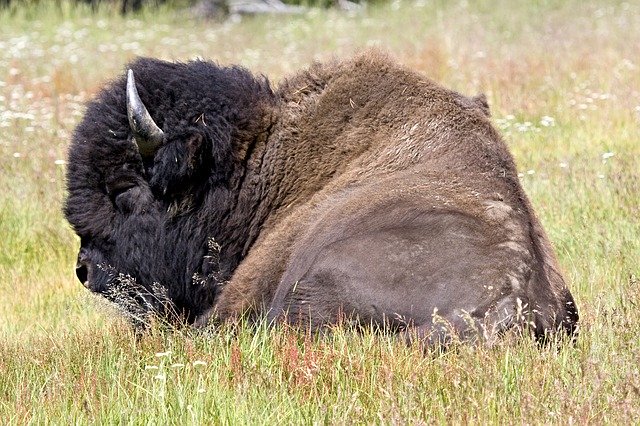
197;388;206;393
192;360;207;367
171;363;185;369
155;373;166;381
539;116;555;127
54;159;65;165
155;351;171;358
13;152;21;158
559;162;568;168
526;170;535;175
601;152;615;160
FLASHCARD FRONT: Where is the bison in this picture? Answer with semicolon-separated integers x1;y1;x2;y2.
64;51;578;344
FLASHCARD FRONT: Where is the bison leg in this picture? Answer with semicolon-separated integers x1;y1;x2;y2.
266;207;540;344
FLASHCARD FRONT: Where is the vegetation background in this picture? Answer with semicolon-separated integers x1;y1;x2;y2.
1;0;638;423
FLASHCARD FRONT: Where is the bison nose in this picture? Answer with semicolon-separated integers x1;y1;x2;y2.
76;263;89;287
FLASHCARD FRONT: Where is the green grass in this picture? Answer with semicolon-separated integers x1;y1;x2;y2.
1;0;639;423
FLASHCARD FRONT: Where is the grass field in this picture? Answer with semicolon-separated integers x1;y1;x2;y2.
1;0;639;423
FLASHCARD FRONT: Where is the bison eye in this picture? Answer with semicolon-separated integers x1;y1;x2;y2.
106;179;135;198
113;185;155;214
113;185;137;212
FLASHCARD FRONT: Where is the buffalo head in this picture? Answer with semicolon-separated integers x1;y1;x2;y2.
65;58;275;324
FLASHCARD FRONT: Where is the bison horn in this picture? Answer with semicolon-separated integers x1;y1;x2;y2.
126;69;165;157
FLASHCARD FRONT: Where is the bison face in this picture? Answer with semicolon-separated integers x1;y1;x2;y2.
68;135;218;325
65;66;233;325
70;155;175;324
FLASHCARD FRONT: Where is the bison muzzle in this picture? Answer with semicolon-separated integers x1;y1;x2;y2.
65;51;578;344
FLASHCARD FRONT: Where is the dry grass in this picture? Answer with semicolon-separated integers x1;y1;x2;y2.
1;0;639;423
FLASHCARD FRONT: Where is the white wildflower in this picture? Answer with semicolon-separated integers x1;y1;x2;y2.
539;116;555;127
145;365;159;370
516;122;537;133
601;152;615;160
155;351;171;358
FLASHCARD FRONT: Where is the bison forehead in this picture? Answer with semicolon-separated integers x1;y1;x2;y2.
122;57;274;123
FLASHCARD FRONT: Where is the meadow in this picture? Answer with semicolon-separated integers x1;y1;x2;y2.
0;0;639;423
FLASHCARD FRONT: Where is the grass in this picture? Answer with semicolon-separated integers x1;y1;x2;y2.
1;0;639;423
